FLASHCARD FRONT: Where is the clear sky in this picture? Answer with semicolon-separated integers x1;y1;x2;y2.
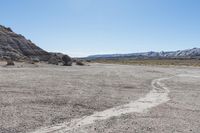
1;0;200;57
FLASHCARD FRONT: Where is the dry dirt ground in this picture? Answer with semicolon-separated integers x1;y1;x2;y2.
0;61;200;133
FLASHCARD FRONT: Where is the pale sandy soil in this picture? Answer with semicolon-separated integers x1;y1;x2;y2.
0;61;199;133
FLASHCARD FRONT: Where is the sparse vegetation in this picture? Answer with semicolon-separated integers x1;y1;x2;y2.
92;58;200;67
6;59;15;66
76;60;85;66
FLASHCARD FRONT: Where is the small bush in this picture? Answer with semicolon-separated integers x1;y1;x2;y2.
6;60;15;66
76;61;85;66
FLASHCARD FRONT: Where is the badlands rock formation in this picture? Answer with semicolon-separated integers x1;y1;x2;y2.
0;25;50;61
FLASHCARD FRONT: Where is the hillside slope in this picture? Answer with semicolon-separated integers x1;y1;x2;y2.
0;25;50;61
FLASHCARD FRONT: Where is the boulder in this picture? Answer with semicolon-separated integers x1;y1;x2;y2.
62;55;72;66
31;57;40;63
48;56;59;65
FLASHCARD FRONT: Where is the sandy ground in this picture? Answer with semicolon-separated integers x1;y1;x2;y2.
0;61;200;133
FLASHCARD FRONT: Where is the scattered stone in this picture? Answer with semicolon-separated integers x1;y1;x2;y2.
29;61;35;64
31;57;40;63
72;59;77;63
86;60;91;62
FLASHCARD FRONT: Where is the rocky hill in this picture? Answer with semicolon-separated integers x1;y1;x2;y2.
0;25;50;61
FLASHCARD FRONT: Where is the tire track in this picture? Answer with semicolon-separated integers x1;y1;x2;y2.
30;76;174;133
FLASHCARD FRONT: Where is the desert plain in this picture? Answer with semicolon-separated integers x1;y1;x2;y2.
0;61;200;133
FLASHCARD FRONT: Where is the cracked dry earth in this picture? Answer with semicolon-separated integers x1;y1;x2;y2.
0;62;200;133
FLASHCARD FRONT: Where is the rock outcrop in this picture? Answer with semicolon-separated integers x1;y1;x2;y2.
49;53;72;66
0;25;50;61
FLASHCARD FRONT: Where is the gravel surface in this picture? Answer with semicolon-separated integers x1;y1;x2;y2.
0;61;199;133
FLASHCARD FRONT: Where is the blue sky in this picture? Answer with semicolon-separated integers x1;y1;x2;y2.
1;0;200;57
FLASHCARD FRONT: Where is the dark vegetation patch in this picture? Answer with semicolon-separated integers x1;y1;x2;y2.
91;58;200;67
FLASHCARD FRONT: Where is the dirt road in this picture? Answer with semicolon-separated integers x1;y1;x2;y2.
0;62;200;133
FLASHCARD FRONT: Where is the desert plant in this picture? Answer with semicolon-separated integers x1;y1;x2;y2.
6;59;15;66
76;61;85;66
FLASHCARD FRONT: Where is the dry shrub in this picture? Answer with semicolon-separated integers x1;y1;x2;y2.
6;60;15;66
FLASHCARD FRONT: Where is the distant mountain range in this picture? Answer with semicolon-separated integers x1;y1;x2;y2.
87;48;200;59
1;24;199;61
